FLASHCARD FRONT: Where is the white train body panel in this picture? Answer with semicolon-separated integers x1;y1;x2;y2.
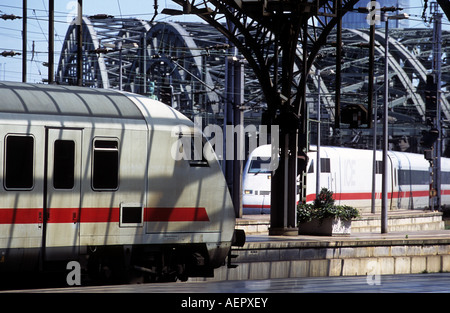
305;146;388;211
242;144;272;214
0;82;236;277
243;145;450;214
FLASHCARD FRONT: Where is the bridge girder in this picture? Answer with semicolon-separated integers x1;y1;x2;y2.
56;16;450;125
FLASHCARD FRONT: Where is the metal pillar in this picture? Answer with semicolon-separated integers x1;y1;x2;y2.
368;12;375;129
141;33;147;95
48;0;54;84
22;0;26;83
335;0;342;129
76;0;82;86
381;13;389;233
233;58;244;219
371;77;378;214
119;41;123;91
225;56;244;218
432;3;442;211
316;69;321;197
380;8;408;232
369;4;376;213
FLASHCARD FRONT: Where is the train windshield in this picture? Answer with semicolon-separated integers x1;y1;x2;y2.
248;157;272;174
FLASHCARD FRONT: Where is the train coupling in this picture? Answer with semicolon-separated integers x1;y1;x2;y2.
232;229;246;247
228;229;245;269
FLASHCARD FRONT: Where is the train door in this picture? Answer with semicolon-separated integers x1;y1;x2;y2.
319;149;334;191
386;152;397;210
305;149;335;201
43;128;82;261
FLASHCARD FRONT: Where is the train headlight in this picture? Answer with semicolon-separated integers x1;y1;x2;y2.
244;190;253;194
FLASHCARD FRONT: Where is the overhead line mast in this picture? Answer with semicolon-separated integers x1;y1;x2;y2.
170;0;360;235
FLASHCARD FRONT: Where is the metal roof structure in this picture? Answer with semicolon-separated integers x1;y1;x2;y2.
0;81;144;120
309;26;450;123
56;17;450;152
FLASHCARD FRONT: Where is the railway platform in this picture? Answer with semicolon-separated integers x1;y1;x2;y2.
236;210;446;234
193;210;450;281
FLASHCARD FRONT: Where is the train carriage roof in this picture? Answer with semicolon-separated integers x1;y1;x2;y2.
0;81;145;120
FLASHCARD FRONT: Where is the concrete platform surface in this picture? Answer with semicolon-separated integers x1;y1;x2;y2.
210;212;450;280
245;229;450;245
236;210;446;234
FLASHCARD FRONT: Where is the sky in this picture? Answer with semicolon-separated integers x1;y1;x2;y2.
0;0;201;83
0;0;446;83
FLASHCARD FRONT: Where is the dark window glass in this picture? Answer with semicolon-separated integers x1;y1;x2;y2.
5;135;34;189
249;157;272;174
308;161;314;173
189;137;209;167
92;139;119;190
122;206;142;224
53;140;75;189
442;171;450;183
398;169;429;185
375;161;383;174
320;158;331;173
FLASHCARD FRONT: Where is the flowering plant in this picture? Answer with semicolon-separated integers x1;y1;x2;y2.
314;187;335;208
297;188;360;224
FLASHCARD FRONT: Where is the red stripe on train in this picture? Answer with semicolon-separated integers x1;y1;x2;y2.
0;207;209;224
145;207;209;222
306;190;443;202
0;208;41;224
243;204;271;209
246;189;449;206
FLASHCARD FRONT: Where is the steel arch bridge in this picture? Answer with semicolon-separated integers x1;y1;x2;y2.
57;17;265;118
57;17;450;133
308;27;450;124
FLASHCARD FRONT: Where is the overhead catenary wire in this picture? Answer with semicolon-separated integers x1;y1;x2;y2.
0;2;196;82
0;2;449;95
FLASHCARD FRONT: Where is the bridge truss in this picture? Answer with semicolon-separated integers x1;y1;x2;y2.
56;0;450;234
57;17;264;118
57;17;450;150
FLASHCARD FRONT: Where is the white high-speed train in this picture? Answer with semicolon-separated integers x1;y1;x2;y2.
0;82;243;282
243;144;450;214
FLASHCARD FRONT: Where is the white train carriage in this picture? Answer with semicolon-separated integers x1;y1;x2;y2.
305;146;385;210
243;144;450;214
0;82;240;281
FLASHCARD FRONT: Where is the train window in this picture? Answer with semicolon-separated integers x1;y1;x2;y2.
375;161;383;174
320;158;331;173
189;137;209;167
120;203;143;227
307;161;314;173
398;169;429;185
92;139;119;190
442;172;450;182
53;140;75;189
5;135;34;189
249;157;271;174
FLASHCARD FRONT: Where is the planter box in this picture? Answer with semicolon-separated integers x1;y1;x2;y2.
298;217;352;236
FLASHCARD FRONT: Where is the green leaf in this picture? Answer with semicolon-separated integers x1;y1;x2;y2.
297;188;360;225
